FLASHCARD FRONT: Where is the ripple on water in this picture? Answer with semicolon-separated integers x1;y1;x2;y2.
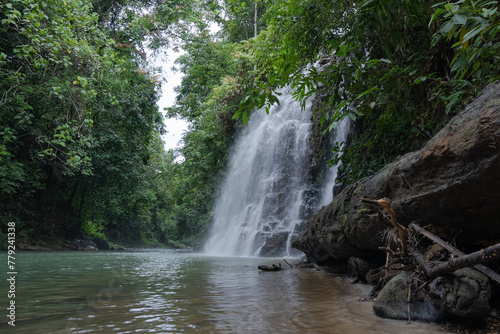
4;251;450;334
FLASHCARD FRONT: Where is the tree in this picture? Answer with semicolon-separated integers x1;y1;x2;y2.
0;0;186;247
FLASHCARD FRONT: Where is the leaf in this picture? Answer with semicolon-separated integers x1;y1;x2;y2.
242;111;248;126
459;27;469;49
440;21;455;34
451;52;467;72
355;86;379;100
416;76;428;85
453;14;467;25
447;24;458;40
355;68;361;80
232;109;242;119
429;8;444;27
462;25;484;43
347;113;356;121
328;121;338;132
379;58;392;64
369;102;376;109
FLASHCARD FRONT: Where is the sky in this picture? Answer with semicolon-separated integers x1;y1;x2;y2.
155;23;220;151
154;49;190;151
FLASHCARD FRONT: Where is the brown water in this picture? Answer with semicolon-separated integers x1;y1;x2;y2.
0;250;449;333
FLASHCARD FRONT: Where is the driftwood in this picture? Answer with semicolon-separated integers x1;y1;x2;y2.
414;243;500;278
283;258;294;268
410;223;500;284
360;198;408;257
258;263;283;271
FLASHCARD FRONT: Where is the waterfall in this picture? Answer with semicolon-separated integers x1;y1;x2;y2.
204;86;349;257
317;117;350;207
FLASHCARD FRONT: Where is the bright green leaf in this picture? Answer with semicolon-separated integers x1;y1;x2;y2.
242;112;248;126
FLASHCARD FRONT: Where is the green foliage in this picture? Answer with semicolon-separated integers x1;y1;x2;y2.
230;0;497;184
430;0;499;81
2;0;498;249
82;219;107;242
0;0;190;248
216;0;267;42
167;34;237;121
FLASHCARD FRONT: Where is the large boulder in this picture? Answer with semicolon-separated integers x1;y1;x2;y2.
293;81;500;265
428;267;491;318
373;271;447;322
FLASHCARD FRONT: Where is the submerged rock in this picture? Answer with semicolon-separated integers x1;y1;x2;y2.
293;81;500;264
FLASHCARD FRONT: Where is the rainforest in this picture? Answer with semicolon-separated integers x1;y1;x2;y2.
2;0;498;250
2;0;500;333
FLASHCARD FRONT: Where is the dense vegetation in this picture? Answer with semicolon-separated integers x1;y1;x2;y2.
1;0;498;249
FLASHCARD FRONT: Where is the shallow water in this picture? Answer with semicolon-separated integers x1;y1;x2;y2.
0;250;448;333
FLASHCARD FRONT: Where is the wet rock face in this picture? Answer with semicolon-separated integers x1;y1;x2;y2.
293;81;500;264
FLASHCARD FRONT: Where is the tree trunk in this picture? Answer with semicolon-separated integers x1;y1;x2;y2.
254;2;258;38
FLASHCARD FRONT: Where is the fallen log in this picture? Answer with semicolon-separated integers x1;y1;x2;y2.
410;223;500;284
258;264;283;271
425;242;500;278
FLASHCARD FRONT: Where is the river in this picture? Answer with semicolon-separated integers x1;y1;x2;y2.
1;250;448;333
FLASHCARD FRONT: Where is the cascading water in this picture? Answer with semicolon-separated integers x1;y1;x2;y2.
317;117;350;207
204;85;349;257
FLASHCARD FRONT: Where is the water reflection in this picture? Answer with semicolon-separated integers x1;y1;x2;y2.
0;251;448;333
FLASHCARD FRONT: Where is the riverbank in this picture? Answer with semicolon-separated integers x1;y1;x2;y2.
16;239;189;252
351;279;500;334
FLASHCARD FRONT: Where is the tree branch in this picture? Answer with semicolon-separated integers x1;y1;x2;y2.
360;198;408;257
409;223;500;284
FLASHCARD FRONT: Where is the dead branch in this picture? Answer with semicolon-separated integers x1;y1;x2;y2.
360;198;408;257
379;246;396;268
413;243;500;279
426;243;500;278
409;223;500;284
283;258;294;268
413;250;433;275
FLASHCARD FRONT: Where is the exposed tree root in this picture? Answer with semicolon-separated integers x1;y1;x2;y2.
352;198;500;304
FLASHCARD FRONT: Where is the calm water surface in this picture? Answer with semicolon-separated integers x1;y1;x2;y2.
0;250;448;333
